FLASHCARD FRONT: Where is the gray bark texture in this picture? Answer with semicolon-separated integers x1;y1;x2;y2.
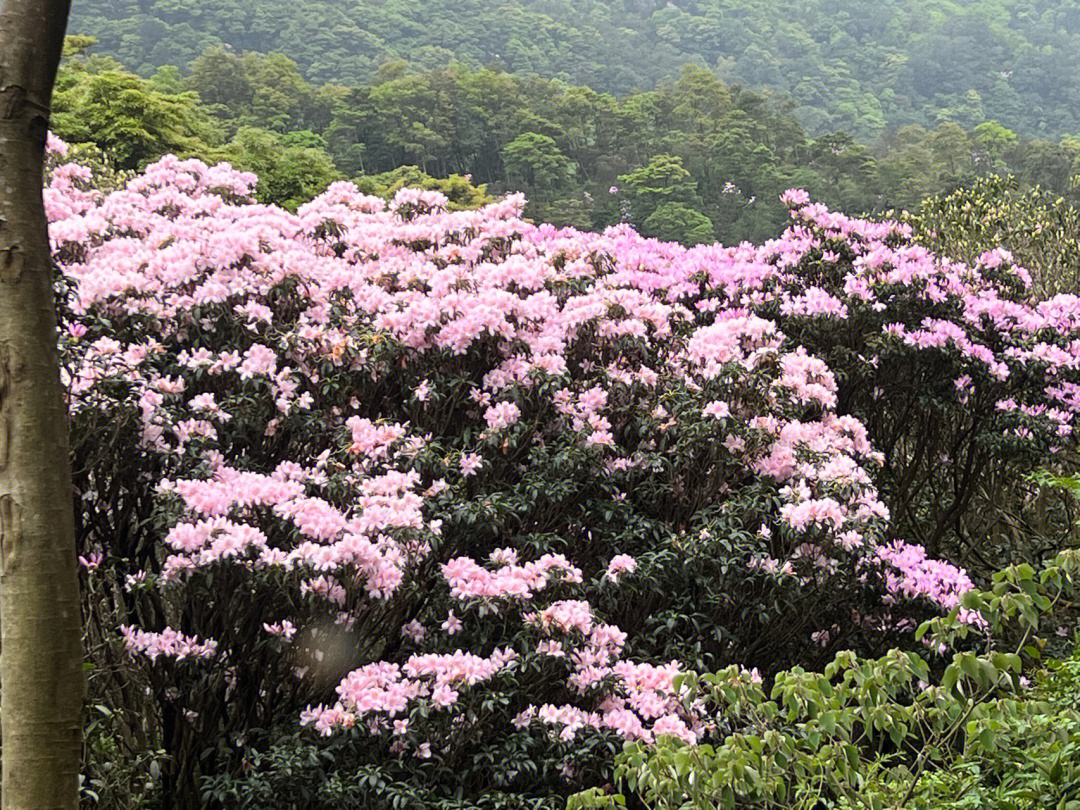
0;1;83;809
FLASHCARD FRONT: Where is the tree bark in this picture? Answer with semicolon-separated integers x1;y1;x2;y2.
0;2;83;809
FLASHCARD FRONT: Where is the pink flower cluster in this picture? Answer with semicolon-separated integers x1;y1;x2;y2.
876;541;983;625
120;625;218;662
516;600;705;744
605;554;637;583
301;647;516;735
157;461;426;599
442;553;583;600
484;401;521;431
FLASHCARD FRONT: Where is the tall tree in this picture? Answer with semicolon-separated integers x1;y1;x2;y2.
0;1;82;809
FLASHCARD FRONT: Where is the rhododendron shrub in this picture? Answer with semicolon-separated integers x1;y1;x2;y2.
767;191;1080;569
48;145;1079;807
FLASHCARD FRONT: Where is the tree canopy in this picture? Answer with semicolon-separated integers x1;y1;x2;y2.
68;0;1080;140
49;45;1080;245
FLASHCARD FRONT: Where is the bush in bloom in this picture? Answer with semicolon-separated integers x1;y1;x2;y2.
769;190;1080;567
49;142;1080;807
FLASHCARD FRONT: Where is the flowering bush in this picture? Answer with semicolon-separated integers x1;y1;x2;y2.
48;143;1080;807
767;191;1080;570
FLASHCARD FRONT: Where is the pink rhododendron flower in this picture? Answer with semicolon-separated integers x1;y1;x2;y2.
605;554;637;583
484;401;521;431
441;610;463;635
460;453;483;477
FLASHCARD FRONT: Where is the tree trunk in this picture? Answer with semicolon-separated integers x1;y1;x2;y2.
0;2;83;809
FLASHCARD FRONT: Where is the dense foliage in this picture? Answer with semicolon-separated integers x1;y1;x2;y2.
573;549;1080;810
51;42;1080;248
902;174;1080;297
67;0;1080;140
47;135;1080;808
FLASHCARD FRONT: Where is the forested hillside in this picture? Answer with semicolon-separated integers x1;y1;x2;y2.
69;0;1080;139
50;41;1080;247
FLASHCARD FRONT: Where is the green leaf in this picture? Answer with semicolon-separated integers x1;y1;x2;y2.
674;750;690;777
960;654;979;679
820;712;836;734
942;665;959;694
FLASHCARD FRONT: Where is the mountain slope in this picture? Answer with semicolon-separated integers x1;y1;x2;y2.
69;0;1080;139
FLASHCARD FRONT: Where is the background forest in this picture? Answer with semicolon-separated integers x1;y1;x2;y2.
66;0;1080;139
53;1;1080;248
